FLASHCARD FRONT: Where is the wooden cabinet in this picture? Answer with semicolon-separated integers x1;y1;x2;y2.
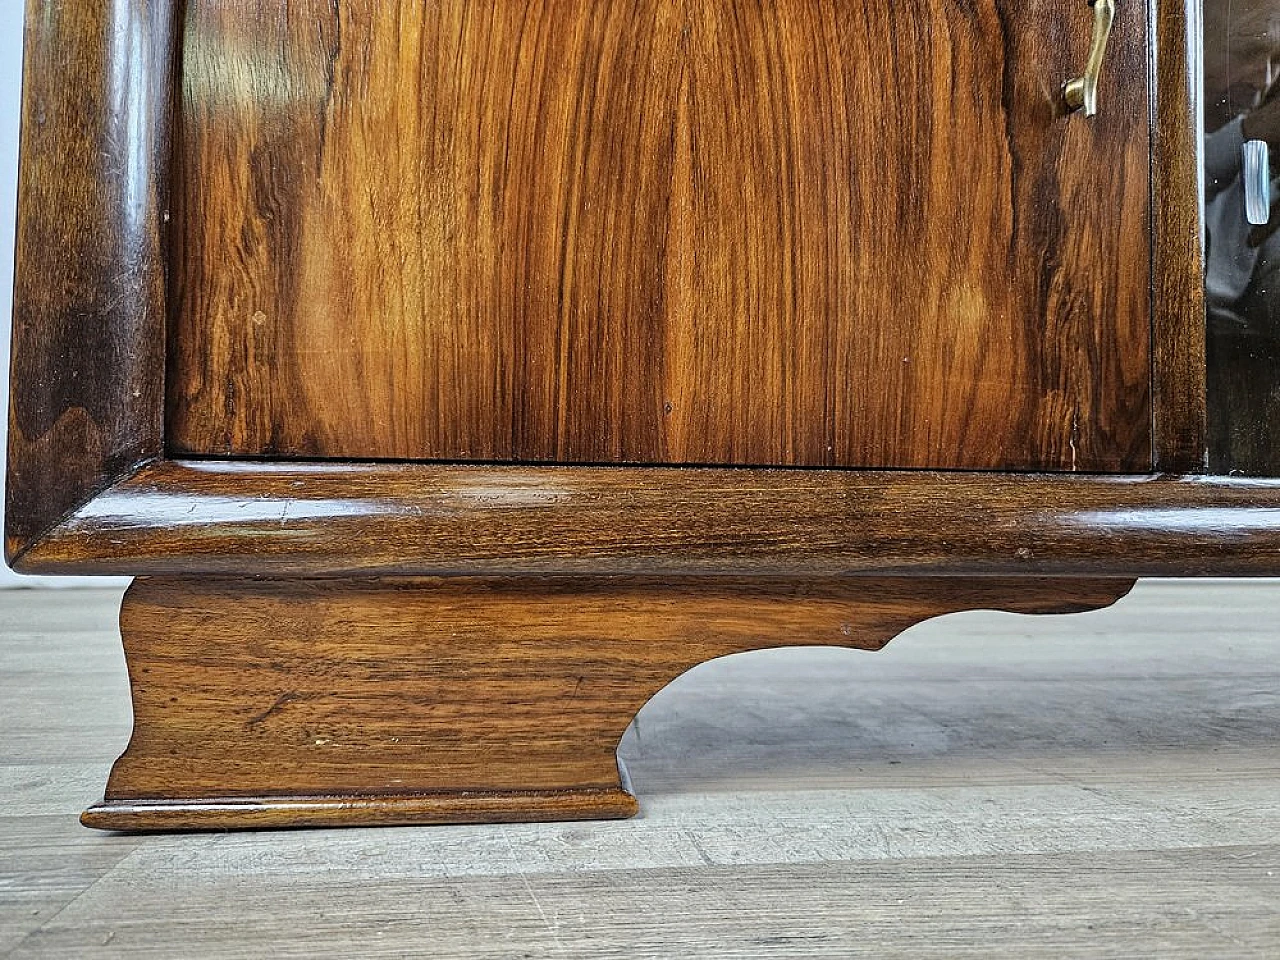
6;0;1276;832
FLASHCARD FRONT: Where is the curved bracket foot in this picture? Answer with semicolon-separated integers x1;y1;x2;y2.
85;576;1134;832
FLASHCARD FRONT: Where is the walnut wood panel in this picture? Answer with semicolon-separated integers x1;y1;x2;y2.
82;575;1134;831
5;0;175;557
15;460;1280;578
1151;0;1208;472
167;0;1152;471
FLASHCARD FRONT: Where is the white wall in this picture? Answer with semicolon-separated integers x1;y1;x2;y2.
1;6;127;587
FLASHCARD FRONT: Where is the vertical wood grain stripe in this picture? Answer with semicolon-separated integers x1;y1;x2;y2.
1150;0;1208;472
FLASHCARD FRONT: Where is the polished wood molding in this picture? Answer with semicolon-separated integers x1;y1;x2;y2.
82;791;640;833
83;575;1135;832
12;460;1280;578
5;0;175;557
1150;0;1208;472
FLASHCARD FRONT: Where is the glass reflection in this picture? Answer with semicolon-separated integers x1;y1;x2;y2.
1205;1;1280;474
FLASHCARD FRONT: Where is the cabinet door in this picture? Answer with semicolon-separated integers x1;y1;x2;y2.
168;0;1151;471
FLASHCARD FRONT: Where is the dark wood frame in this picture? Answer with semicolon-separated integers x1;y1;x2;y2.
7;1;1278;833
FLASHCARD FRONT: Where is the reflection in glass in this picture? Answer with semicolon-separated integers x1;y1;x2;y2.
1205;1;1280;474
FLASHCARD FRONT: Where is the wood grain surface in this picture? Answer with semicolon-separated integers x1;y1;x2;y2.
14;460;1280;578
1151;0;1207;472
5;0;175;557
82;575;1133;830
167;0;1152;471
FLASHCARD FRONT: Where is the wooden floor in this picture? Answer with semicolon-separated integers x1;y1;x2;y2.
2;581;1278;958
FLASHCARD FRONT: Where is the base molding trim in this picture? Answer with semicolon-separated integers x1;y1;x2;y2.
81;785;639;832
